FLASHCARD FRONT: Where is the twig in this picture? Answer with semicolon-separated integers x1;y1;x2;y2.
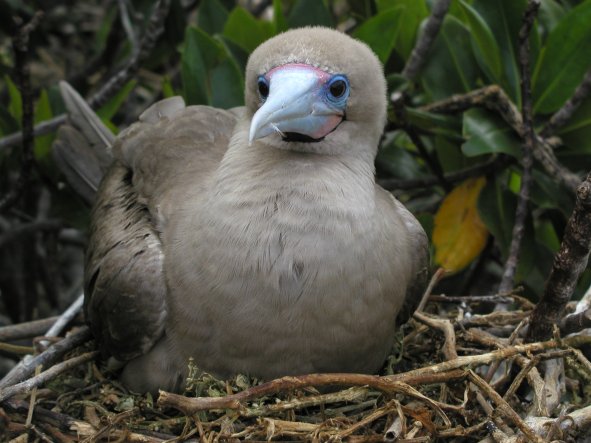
541;67;591;137
158;336;587;416
43;294;84;341
0;326;91;389
0;316;63;342
468;370;542;442
528;172;591;340
89;0;171;109
402;0;452;81
413;311;457;360
0;12;43;213
158;371;467;416
416;267;446;312
0;115;65;154
498;2;539;293
0;0;171;152
421;85;581;193
0;351;99;403
561;308;591;335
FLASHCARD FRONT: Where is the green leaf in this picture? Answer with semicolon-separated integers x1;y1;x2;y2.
273;0;288;33
353;6;404;64
377;131;427;179
33;89;54;160
404;107;463;139
394;0;429;59
162;76;176;98
538;0;567;33
478;177;515;257
5;75;22;124
376;0;429;59
458;1;503;84
223;7;274;53
287;0;333;28
181;26;223;105
421;16;479;100
535;219;561;253
197;0;229;35
96;80;137;121
472;0;526;105
558;96;591;153
211;58;244;108
462;109;522;157
532;0;591;114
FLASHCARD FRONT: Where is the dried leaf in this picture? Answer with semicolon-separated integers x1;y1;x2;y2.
433;177;489;272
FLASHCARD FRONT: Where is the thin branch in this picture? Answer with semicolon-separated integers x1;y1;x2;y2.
402;0;452;81
528;172;591;340
0;351;99;403
0;326;91;389
0;317;62;342
0;0;172;152
0;12;43;213
541;67;591;137
89;0;171;109
498;0;540;294
421;85;581;193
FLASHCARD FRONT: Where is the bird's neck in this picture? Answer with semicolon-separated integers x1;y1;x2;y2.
210;122;377;217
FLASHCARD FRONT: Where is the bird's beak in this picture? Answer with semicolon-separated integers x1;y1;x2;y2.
249;65;345;144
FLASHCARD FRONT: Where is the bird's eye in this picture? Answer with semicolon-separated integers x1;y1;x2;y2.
257;76;269;99
326;75;350;103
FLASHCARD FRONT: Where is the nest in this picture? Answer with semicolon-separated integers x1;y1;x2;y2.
1;289;590;442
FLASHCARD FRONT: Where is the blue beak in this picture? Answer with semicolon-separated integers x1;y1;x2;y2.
249;65;348;144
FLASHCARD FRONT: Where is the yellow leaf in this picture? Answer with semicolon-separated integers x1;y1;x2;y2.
433;177;489;273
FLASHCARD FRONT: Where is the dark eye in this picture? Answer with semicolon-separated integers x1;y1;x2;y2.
329;80;346;98
326;75;350;104
257;76;269;99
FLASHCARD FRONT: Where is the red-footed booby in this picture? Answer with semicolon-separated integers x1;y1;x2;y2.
77;27;429;393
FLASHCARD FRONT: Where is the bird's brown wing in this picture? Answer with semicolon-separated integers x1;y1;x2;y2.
84;101;239;361
376;187;430;327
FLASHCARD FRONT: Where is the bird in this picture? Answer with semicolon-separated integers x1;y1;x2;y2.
58;26;429;394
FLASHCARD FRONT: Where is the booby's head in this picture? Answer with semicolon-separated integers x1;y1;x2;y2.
245;27;387;155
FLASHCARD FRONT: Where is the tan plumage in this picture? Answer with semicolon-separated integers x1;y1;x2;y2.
80;27;429;393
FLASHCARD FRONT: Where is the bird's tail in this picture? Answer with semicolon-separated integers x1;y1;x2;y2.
52;81;114;205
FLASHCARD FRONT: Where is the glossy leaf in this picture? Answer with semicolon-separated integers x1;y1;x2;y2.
472;0;526;105
421;16;479;100
462;109;522;158
273;0;288;33
458;1;503;84
197;0;229;35
223;7;274;53
532;0;591;114
211;58;243;108
182;27;215;105
287;0;333;28
433;177;489;272
477;177;515;257
558;96;591;153
376;0;429;59
96;80;137;121
353;6;404;64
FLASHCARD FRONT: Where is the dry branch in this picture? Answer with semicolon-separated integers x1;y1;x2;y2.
498;0;539;294
528;172;591;340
